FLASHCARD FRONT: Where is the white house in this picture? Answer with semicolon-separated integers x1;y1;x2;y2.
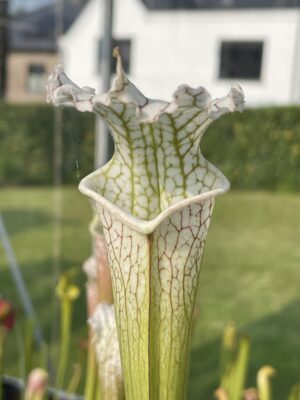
59;0;300;106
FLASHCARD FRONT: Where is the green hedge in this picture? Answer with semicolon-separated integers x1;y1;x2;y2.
0;103;94;185
202;106;300;191
1;103;300;191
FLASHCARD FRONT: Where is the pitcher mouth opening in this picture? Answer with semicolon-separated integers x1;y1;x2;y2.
79;170;229;235
47;49;243;235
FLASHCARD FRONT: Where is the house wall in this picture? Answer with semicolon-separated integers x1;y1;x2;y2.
60;0;300;106
6;52;59;103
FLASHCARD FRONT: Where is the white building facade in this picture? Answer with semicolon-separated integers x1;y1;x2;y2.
60;0;300;106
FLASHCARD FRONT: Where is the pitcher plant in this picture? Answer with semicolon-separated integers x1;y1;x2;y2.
47;48;244;400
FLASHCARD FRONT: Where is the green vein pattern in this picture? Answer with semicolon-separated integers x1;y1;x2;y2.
47;54;244;400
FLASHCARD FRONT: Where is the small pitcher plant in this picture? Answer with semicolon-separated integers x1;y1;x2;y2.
83;218;122;399
47;49;244;399
0;299;15;400
24;368;48;400
55;273;80;390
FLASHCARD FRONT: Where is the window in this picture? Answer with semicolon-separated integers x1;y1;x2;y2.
27;64;46;94
98;39;131;74
219;41;263;80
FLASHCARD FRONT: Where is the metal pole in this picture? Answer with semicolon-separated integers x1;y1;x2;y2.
291;8;300;103
0;214;43;346
0;0;8;99
95;0;114;168
50;0;64;368
52;0;64;285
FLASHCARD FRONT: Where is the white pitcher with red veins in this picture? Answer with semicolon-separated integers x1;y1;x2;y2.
47;49;244;400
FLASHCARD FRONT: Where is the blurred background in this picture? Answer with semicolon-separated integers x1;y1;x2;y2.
1;0;300;399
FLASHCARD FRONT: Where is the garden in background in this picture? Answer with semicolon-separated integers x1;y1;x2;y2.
1;103;300;399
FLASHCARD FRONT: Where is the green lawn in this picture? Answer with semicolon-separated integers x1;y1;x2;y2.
1;187;300;399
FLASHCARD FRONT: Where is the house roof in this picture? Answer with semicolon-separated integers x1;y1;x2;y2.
142;0;300;9
9;0;85;53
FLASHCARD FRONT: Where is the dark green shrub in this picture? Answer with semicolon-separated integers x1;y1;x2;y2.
1;102;300;190
0;103;95;185
202;107;300;191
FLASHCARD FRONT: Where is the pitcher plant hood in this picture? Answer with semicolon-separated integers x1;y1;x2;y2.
47;49;244;234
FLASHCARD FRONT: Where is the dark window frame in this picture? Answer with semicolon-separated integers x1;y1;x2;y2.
98;38;131;74
26;63;46;95
219;40;264;81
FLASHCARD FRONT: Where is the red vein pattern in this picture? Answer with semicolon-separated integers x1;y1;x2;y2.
97;198;214;400
47;52;244;400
